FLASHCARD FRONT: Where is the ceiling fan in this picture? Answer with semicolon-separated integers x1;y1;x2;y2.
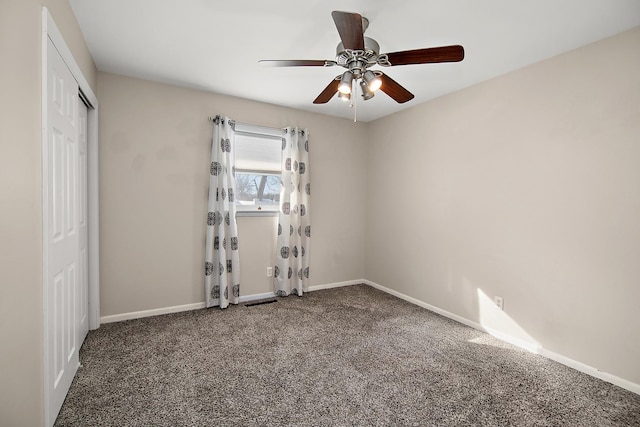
259;11;464;105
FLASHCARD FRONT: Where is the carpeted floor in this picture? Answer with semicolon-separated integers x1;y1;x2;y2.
55;284;640;426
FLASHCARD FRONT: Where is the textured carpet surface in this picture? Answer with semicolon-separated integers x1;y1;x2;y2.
56;284;640;426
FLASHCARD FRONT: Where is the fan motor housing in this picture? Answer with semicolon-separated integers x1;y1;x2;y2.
335;37;380;68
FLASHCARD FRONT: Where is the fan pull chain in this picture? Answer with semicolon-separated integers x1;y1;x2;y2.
352;79;357;123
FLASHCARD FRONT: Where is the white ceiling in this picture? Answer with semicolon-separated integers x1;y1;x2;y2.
69;0;640;122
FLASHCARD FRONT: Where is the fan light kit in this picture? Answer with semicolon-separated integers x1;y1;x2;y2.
260;11;465;119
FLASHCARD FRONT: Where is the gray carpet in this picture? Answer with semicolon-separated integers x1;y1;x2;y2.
55;284;640;426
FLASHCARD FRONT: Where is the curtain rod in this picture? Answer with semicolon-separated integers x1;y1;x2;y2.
208;116;283;134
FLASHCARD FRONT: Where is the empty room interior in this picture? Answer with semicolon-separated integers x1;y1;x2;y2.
1;0;640;425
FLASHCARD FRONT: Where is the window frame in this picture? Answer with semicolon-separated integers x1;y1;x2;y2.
233;123;283;216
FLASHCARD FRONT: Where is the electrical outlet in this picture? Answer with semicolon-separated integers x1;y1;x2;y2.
267;267;273;277
494;296;504;311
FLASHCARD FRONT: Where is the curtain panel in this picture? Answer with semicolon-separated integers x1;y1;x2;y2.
274;127;311;296
205;115;240;308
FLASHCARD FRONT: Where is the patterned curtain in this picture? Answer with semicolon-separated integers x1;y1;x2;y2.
205;115;240;308
274;127;311;296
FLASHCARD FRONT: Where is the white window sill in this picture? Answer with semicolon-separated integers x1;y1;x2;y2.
236;210;279;217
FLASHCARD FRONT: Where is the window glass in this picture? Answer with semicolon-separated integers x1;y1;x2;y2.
235;173;280;212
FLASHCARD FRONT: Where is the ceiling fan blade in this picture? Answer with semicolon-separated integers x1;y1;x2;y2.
378;73;414;103
259;60;336;67
331;11;364;50
313;78;341;104
384;45;464;66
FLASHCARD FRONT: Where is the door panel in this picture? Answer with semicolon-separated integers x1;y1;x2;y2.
65;136;76;235
52;129;64;241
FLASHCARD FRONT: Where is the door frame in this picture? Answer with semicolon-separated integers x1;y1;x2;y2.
41;7;100;425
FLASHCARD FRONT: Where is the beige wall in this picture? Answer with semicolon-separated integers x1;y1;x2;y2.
0;1;96;425
365;27;640;384
97;72;368;316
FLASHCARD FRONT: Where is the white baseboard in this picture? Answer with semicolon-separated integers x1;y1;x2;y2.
363;279;640;396
308;279;364;292
538;347;640;395
100;292;276;324
101;302;206;324
100;280;362;324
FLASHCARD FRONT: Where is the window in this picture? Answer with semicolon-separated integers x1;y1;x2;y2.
234;123;282;214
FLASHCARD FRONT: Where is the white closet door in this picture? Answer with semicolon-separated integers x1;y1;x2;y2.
45;37;81;425
78;99;89;345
